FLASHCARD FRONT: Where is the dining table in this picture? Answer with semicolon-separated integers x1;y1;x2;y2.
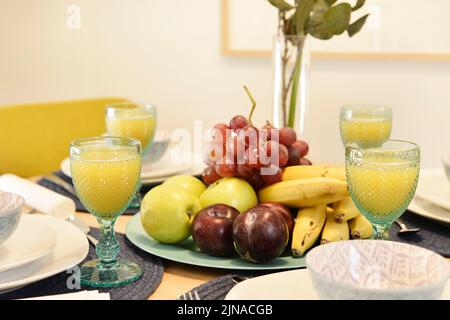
27;176;450;300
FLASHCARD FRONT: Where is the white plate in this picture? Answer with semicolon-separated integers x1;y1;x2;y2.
416;169;450;211
408;197;450;226
0;215;89;293
225;269;317;300
140;163;204;185
0;222;57;273
225;269;450;300
140;152;192;179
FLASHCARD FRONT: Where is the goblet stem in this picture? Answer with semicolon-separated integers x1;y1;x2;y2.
372;223;390;240
96;218;120;268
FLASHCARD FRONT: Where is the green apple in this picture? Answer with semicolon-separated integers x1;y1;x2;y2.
162;175;206;198
141;186;201;244
199;177;257;213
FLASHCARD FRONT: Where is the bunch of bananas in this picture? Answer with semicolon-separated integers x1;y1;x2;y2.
258;165;373;256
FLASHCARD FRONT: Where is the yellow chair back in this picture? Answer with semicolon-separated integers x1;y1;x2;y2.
0;97;127;177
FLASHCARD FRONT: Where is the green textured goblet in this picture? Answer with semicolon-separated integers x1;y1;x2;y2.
345;139;420;240
70;136;142;287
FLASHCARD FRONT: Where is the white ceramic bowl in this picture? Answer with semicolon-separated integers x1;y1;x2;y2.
0;191;25;245
442;155;450;182
305;240;450;300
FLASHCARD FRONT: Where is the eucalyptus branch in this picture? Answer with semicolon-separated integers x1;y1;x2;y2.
280;35;290;126
287;43;303;128
267;0;369;128
285;61;296;94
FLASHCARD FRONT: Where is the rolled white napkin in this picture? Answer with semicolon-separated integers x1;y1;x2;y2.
0;174;75;219
20;290;110;300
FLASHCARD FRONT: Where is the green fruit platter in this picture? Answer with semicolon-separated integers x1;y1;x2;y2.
125;91;372;270
126;212;306;270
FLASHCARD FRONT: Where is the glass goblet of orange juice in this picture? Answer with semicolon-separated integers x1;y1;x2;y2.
340;105;392;146
106;102;156;208
106;102;157;154
70;136;142;287
345;139;420;240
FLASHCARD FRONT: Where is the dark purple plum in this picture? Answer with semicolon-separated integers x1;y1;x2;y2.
233;206;288;263
256;202;294;237
192;204;240;257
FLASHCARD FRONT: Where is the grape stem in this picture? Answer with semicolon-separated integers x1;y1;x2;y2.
243;85;256;127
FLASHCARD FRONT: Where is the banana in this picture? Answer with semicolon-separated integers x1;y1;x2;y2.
282;165;346;182
258;177;349;208
321;209;350;244
348;214;373;239
332;197;360;223
291;205;327;257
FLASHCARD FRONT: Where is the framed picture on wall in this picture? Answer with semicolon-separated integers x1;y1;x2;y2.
221;0;450;60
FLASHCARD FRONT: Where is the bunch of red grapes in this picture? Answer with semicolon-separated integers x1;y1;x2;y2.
202;114;311;190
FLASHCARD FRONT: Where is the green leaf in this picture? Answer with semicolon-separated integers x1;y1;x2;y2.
323;3;352;35
313;0;331;13
267;0;294;11
308;23;334;40
352;0;365;11
347;13;369;37
296;0;315;35
324;0;338;5
308;0;330;25
306;0;331;39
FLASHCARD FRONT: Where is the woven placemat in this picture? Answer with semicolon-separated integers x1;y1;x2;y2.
0;229;164;300
180;210;449;300
390;210;450;257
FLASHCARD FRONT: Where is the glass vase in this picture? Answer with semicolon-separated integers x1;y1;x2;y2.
272;34;310;139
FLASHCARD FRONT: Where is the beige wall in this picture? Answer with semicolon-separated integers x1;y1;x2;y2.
0;0;448;168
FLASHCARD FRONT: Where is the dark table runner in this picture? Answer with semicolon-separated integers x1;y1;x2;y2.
390;210;449;257
0;229;164;300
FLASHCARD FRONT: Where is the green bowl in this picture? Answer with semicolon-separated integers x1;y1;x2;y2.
125;212;306;271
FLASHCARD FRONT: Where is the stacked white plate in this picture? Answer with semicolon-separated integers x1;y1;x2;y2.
408;169;450;226
0;215;89;294
61;148;204;186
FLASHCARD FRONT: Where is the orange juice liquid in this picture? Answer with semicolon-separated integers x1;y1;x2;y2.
347;158;419;224
71;147;141;219
341;117;392;145
106;115;156;150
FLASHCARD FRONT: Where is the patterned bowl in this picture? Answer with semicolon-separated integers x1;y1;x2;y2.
306;240;450;300
0;191;25;246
